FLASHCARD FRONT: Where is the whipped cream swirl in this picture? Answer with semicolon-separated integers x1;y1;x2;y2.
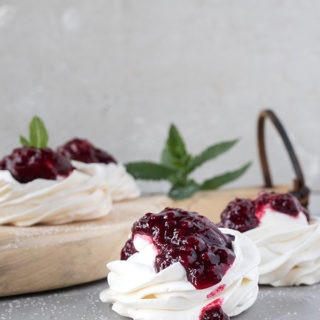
100;228;260;320
0;164;113;226
0;161;140;226
72;161;140;202
246;208;320;286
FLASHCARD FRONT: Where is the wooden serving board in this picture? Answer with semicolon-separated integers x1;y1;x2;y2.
0;186;288;297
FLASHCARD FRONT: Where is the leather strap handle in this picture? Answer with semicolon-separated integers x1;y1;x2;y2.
257;109;309;207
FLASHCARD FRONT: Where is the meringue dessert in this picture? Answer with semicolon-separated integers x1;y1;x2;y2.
218;192;320;286
100;207;260;320
0;119;139;226
58;138;140;202
0;147;112;226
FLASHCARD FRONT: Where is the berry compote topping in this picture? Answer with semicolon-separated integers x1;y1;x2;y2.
255;192;309;220
218;198;259;233
0;147;74;183
219;192;310;232
200;305;229;320
121;207;236;290
57;138;117;164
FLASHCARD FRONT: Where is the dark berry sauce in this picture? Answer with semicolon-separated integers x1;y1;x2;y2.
0;147;73;183
121;207;235;290
218;198;259;233
200;304;229;320
255;192;307;218
57;138;117;164
219;192;310;232
206;284;226;299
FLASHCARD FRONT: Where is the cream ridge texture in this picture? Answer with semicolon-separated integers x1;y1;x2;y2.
100;228;260;320
246;209;320;286
72;161;140;202
0;161;140;226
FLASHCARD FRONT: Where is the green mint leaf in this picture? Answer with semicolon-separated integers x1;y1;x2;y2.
188;139;239;172
20;136;31;147
161;145;176;168
161;145;192;170
200;162;252;190
29;116;49;148
125;161;176;181
162;124;190;168
169;180;199;199
168;124;187;159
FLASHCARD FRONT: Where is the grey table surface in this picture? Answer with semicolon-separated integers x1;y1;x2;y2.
1;280;320;320
1;193;320;320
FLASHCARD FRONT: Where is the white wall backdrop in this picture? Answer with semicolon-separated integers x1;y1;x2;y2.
0;0;319;194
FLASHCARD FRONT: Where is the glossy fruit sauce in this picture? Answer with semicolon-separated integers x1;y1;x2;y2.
219;192;310;232
121;207;236;290
57;138;117;164
0;147;73;183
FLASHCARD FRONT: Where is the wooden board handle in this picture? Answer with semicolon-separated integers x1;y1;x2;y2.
257;109;309;206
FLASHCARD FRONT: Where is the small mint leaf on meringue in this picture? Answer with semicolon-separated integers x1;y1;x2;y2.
20;116;49;148
20;135;32;147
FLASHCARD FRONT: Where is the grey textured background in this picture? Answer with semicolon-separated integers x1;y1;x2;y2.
1;2;320;318
0;0;319;194
1;271;320;320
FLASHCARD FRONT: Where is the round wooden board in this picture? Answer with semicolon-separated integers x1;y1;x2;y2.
0;186;289;297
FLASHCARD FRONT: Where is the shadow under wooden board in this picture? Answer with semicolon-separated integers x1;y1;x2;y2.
0;186;289;297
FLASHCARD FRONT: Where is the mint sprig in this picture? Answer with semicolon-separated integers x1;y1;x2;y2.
125;162;176;180
20;116;49;148
200;162;252;190
161;125;190;169
125;124;251;199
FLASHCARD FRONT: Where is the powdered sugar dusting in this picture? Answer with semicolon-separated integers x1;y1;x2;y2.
0;280;320;319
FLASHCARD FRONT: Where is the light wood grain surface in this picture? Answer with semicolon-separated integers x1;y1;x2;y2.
0;186;289;297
